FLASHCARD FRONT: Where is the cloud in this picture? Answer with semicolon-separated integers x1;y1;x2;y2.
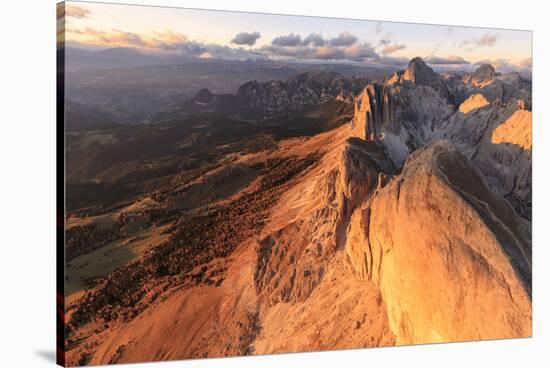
68;27;196;51
153;30;189;45
378;33;406;55
231;31;261;46
474;58;532;75
381;44;406;55
272;33;302;46
344;43;377;60
379;33;394;47
460;33;499;50
519;58;532;69
261;32;382;62
81;28;150;48
329;32;357;47
429;42;443;56
272;32;359;48
67;27;410;65
302;33;326;47
70;27;392;64
67;27;266;61
65;4;91;18
372;55;409;68
478;33;499;47
261;40;377;62
202;44;267;60
425;55;470;65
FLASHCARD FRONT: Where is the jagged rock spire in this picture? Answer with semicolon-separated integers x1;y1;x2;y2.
403;57;440;86
351;84;394;141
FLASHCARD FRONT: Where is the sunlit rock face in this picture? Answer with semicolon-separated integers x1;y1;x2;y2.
403;57;450;99
343;59;532;344
345;141;531;345
458;93;489;113
492;109;532;150
465;63;497;87
477;107;532;219
351;84;395;141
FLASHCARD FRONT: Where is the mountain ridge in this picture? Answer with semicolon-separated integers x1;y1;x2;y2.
64;56;532;365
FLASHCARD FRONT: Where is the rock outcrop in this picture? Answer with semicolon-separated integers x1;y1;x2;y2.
402;57;450;98
466;63;497;86
458;93;489;113
475;106;532;219
254;134;394;307
403;57;441;87
351;84;394;141
351;57;532;219
345;141;532;344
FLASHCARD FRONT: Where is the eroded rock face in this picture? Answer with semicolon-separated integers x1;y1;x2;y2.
467;64;497;86
351;84;395;141
475;107;532;219
254;137;394;306
458;93;489;113
172;70;370;121
404;57;439;86
352;57;532;219
403;57;450;98
492;109;532;150
345;141;532;345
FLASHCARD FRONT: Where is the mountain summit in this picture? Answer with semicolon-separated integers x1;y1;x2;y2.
402;57;449;98
468;63;497;86
403;57;439;85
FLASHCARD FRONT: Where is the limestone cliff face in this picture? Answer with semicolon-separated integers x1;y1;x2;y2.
351;84;394;141
254;135;394;307
465;64;497;86
344;141;532;344
475;106;532;219
344;58;532;343
352;58;532;218
458;93;489;113
403;57;450;99
403;57;441;87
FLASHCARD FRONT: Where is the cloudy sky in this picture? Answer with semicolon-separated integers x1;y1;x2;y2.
60;1;532;73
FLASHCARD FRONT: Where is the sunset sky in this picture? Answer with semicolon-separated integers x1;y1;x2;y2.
60;1;532;73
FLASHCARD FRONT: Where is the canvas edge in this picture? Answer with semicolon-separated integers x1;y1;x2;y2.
56;1;67;367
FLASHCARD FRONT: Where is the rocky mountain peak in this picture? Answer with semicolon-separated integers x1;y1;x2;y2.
351;84;394;141
194;88;215;103
472;64;496;80
401;57;449;99
403;57;438;85
409;56;428;67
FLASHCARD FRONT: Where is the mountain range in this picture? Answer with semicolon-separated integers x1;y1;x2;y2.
64;56;532;365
